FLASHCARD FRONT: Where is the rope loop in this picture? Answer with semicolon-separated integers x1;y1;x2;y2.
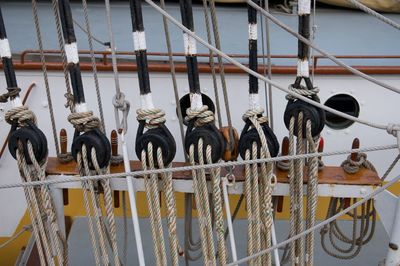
242;107;268;124
5;106;37;127
113;92;130;132
286;84;320;101
387;123;400;137
185;105;215;127
136;108;166;129
64;92;75;110
0;87;21;103
341;153;376;174
68;111;100;132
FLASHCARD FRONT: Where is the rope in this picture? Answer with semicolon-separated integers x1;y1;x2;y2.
144;0;400;134
0;143;396;190
141;144;168;266
0;225;32;249
50;0;74;113
77;145;110;265
305;121;319;265
227;170;400;266
67;111;100;132
189;140;216;265
320;151;377;260
5;106;36;127
16;142;56;266
157;148;182;265
159;0;187;161
206;145;227;265
185;105;215;127
347;0;400;30
201;0;222;127
81;0;106;132
0;87;21;103
136;108;166;129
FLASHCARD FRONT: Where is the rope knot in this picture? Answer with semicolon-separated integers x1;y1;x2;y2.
0;87;21;103
136;108;166;129
64;93;74;109
185;105;214;127
68;111;100;132
113;93;129;112
341;153;376;174
387;123;400;137
286;84;320;101
5;106;37;127
242;107;268;124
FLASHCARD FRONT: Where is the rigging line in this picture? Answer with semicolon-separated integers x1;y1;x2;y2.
104;0;122;96
347;0;400;31
246;0;400;95
208;0;235;137
0;144;396;190
311;0;316;83
73;18;109;46
159;0;187;161
31;0;60;156
51;0;73;111
201;0;222;127
262;0;274;130
228;171;400;266
82;0;106;132
143;0;392;132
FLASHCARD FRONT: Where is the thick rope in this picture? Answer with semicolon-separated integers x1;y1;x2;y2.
185;105;215;127
0;87;21;103
141;144;168;266
320;151;377;260
67;111;100;132
189;140;216;265
77;145;110;265
5;106;36;127
136;108;166;129
305;121;319;266
157;148;182;266
206;145;227;265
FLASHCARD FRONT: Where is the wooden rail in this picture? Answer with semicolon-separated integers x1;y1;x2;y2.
10;49;400;75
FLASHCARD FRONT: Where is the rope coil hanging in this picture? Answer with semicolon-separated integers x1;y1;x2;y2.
56;1;120;264
1;2;68;264
128;0;181;264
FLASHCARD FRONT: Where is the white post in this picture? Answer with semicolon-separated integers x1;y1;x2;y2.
271;220;280;266
385;192;400;266
49;178;66;238
222;177;238;262
120;132;146;266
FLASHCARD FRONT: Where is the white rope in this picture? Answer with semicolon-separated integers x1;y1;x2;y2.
144;0;400;134
227;171;400;266
0;144;396;190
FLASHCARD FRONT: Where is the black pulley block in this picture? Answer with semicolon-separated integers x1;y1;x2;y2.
283;99;325;138
184;123;225;163
238;120;280;160
71;128;111;169
135;121;176;166
177;93;215;126
8;122;48;164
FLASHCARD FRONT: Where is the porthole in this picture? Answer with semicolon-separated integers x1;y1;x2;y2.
324;94;360;130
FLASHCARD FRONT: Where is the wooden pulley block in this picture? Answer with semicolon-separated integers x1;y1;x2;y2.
219;126;239;161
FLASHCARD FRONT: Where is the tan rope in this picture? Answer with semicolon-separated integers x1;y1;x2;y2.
305;121;319;266
189;140;216;265
141;144;167;266
206;145;227;265
157;148;182;265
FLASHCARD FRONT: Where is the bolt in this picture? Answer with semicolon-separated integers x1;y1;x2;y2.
360;188;367;195
42;101;48;108
389;243;398;250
